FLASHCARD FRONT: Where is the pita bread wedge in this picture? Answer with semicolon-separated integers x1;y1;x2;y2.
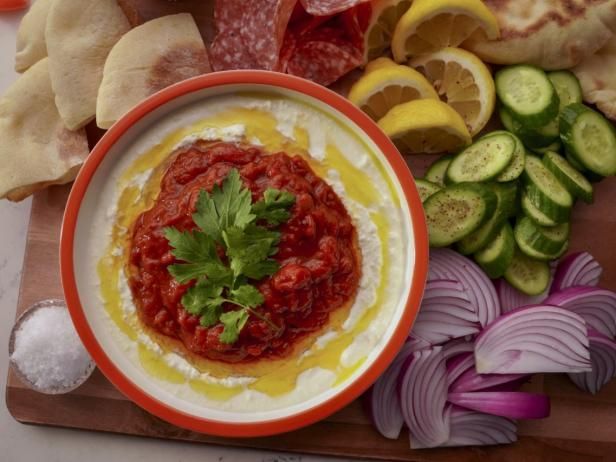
96;13;211;129
0;58;89;202
15;0;52;73
464;0;616;70
573;36;616;121
46;0;130;130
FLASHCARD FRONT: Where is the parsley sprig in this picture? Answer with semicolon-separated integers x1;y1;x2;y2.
163;169;295;344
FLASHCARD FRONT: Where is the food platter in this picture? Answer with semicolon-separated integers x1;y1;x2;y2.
5;0;616;459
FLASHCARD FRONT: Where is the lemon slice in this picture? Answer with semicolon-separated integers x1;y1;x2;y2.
349;58;438;121
391;0;500;62
363;0;413;62
378;99;471;154
364;56;398;74
411;47;495;136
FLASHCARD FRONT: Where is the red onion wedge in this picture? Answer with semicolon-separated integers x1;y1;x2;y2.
366;342;418;439
442;338;475;359
545;287;616;340
448;391;550;419
446;352;474;388
475;305;591;374
441;406;517;447
429;249;501;328
551;252;603;294
450;365;528;393
399;347;450;449
568;329;616;395
495;278;551;314
410;280;480;345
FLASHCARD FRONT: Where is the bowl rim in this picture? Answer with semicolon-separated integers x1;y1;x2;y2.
60;70;428;438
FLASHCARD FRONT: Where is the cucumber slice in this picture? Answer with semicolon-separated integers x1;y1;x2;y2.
493;131;525;182
548;70;583;109
446;133;516;183
532;140;562;156
565;151;585;171
543;151;593;203
496;65;560;128
560;103;616;176
504;248;551;295
474;223;515;279
523;155;573;223
456;182;513;255
425;155;453;186
520;191;558;227
514;216;569;255
493;181;519;218
499;107;558;149
415;178;442;202
424;183;498;247
515;232;569;261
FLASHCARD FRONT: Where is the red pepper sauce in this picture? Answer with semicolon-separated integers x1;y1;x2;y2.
128;142;360;363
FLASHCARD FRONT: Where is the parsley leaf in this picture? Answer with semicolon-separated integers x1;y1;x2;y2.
219;310;249;344
253;188;296;225
223;224;281;279
163;168;295;344
193;169;254;242
230;284;265;308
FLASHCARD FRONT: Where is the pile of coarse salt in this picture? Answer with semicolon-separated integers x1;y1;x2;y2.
10;303;93;391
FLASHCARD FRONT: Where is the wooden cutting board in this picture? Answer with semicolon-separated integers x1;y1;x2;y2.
6;0;616;460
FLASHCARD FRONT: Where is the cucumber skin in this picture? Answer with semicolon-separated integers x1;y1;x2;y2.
474;223;515;279
496;66;560;129
499;107;558;149
504;249;551;296
425;183;498;248
514;216;569;256
521;191;558;227
560;103;616;176
543;152;593;203
523;156;573;223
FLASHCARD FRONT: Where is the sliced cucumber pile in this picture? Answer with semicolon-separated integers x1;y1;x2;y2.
421;65;614;295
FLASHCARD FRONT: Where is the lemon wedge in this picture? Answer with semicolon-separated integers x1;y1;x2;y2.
349;58;439;121
363;0;413;62
378;99;471;154
391;0;500;62
411;47;495;136
364;56;398;74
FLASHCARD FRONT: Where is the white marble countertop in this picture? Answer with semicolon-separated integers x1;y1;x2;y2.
0;7;352;462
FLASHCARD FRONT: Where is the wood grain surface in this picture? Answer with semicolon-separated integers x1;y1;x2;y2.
6;0;616;460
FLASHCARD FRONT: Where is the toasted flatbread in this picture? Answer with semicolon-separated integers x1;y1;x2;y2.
0;58;89;202
45;0;130;130
573;36;616;121
15;0;52;73
464;0;616;70
96;13;210;129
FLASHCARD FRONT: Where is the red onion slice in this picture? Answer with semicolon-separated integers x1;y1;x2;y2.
545;287;616;339
475;305;591;374
399;347;450;448
551;252;603;294
429;249;501;327
495;278;551;314
411;280;480;345
366;342;418;439
446;352;475;388
441;406;517;447
448;391;550;419
442;338;475;359
450;365;528;393
568;329;616;395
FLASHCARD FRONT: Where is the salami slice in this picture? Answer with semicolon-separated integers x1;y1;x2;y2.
210;0;295;71
300;0;371;16
286;28;363;86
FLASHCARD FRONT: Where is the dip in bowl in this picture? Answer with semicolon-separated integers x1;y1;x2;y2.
60;71;428;437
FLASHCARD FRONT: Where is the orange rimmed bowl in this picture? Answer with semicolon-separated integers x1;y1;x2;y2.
60;71;428;437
